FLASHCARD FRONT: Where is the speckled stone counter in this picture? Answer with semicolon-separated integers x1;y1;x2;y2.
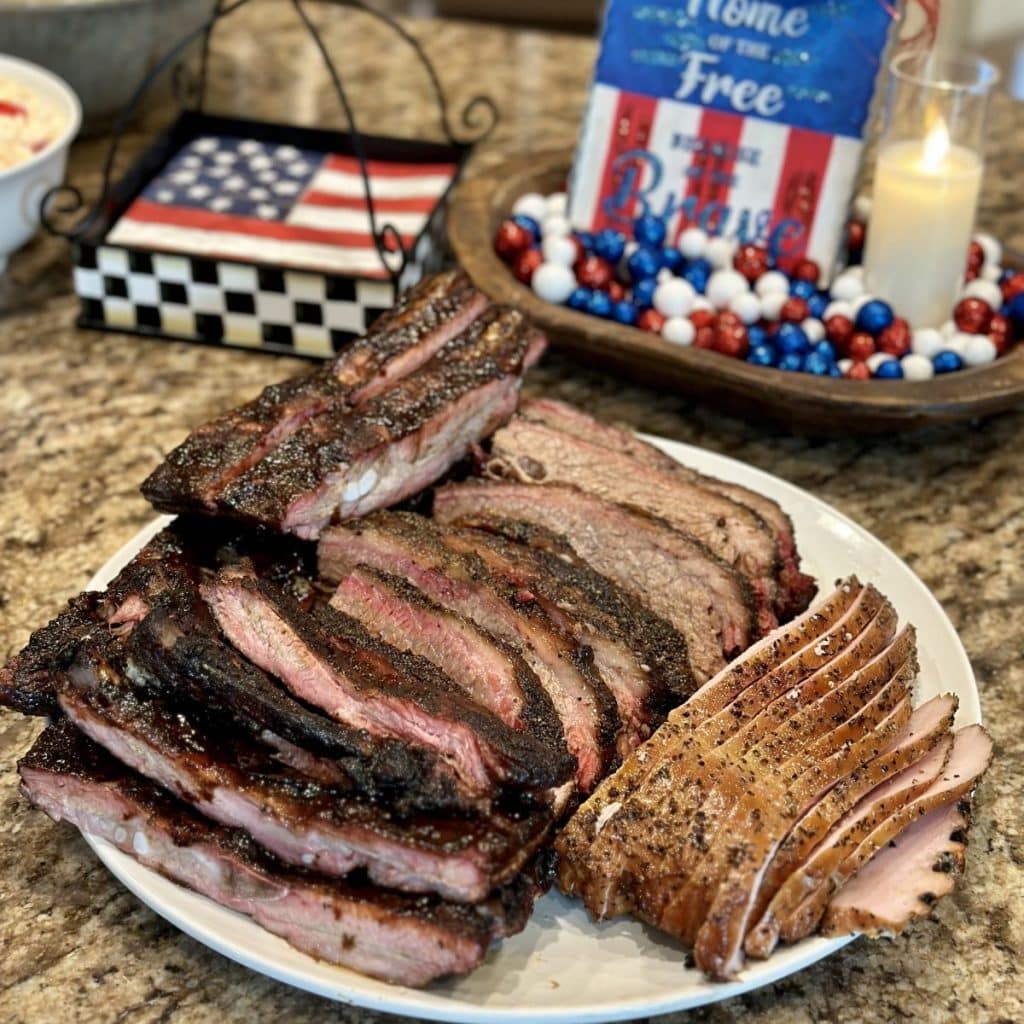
1;6;1022;1022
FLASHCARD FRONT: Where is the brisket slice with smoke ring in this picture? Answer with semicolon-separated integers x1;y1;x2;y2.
317;512;620;793
19;720;538;988
202;567;572;797
140;271;487;516
214;306;542;539
58;642;553;903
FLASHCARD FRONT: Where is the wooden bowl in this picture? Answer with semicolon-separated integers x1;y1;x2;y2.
448;148;1024;434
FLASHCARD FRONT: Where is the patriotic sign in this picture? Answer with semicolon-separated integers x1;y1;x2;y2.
109;133;458;278
568;0;897;275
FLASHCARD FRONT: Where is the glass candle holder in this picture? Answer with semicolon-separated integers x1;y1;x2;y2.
863;51;998;328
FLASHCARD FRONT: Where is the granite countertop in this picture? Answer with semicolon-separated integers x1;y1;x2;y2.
1;5;1022;1022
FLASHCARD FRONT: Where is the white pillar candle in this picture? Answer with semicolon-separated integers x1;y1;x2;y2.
864;120;982;328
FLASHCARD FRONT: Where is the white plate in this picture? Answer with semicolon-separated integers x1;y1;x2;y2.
81;437;980;1022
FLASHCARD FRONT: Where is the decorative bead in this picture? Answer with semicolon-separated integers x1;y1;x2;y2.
802;352;832;376
653;278;696;318
626;246;663;282
541;235;579;266
1001;272;1024;303
877;317;911;357
512;247;543;284
755;270;790;297
982;264;1002;282
966;240;985;270
866;352;894;373
789;279;816;301
802;318;826;343
779;297;810;323
690;308;715;330
634;214;667;247
575;230;594;251
657;268;674;283
760;291;787;321
587;290;613;318
963;335;997;366
823;299;855;321
662;316;696;346
546;191;568;216
706;268;749;309
706;236;737;270
940;320;958;338
989;313;1012;354
847;332;876;362
512;214;542;242
826;314;855;349
845;360;871;380
911;327;943;357
576;255;614;290
494;219;532;261
713;322;750;359
733;244;771;282
837;358;853;375
637;308;666;333
748;344;776;367
610;299;637;325
691;296;715;315
901;353;934;381
874;359;904;379
846;220;866;254
730;291;762;324
715;310;743;330
830;273;865;302
567;286;591;311
678;226;708;260
854;299;895;335
962;279;1003;310
1006;293;1024;335
964;267;980;282
814;339;837;361
953;297;993;335
592;228;627;264
531;261;577;304
683;258;712;292
973;232;1002;269
542;213;571;238
747;324;767;348
778;352;804;372
693;325;716;349
945;332;973;358
853;195;873;221
632;277;658;309
607;280;626;302
791;258;821;285
511;192;547;222
933;350;964;374
844;264;866;280
807;293;829;319
662;248;685;274
776;322;810;355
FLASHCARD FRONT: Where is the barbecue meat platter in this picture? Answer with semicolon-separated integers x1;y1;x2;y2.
1;271;990;1012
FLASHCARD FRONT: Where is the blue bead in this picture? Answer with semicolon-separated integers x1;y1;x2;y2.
808;293;828;319
633;215;667;247
683;257;711;292
790;279;816;300
631;277;658;309
574;230;595;252
1005;293;1024;332
802;352;832;376
511;214;541;241
592;228;626;263
854;299;895;335
747;324;767;348
627;245;663;282
874;359;904;379
814;340;837;362
661;248;685;274
1000;267;1016;284
610;299;638;325
747;344;776;367
776;323;810;355
777;352;804;372
932;350;964;374
828;364;843;378
587;290;613;318
567;287;592;311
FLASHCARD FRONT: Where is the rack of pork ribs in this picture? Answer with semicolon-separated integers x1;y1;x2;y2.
2;271;987;987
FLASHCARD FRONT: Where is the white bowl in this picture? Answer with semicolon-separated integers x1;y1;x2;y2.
0;53;82;273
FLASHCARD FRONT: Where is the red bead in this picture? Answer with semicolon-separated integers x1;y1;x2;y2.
1001;272;1024;303
512;248;543;284
964;267;980;282
989;313;1012;354
825;314;855;349
713;323;750;359
966;240;985;270
715;310;743;331
791;258;820;284
690;308;715;330
954;297;993;334
693;325;716;349
494;219;532;261
847;332;876;362
733;244;771;283
576;255;614;290
846;221;866;253
638;308;665;333
845;361;871;380
607;280;626;302
779;297;810;323
877;317;911;356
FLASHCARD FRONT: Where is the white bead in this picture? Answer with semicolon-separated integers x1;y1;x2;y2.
706;268;749;308
962;335;997;366
691;296;714;314
823;300;854;321
730;291;762;324
940;320;957;338
853;194;872;220
545;192;568;217
867;352;894;372
946;332;974;357
661;316;696;346
541;235;578;266
901;353;934;381
830;274;865;301
541;214;571;238
982;263;1003;282
849;293;875;316
801;318;826;343
760;291;787;321
911;328;943;357
754;271;790;297
512;192;547;222
962;279;1002;310
843;264;866;280
653;278;696;318
531;262;576;305
678;227;708;260
705;236;737;270
656;267;674;282
973;231;1002;268
838;358;853;375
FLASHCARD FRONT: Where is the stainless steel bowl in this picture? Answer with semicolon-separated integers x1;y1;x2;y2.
0;0;215;134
